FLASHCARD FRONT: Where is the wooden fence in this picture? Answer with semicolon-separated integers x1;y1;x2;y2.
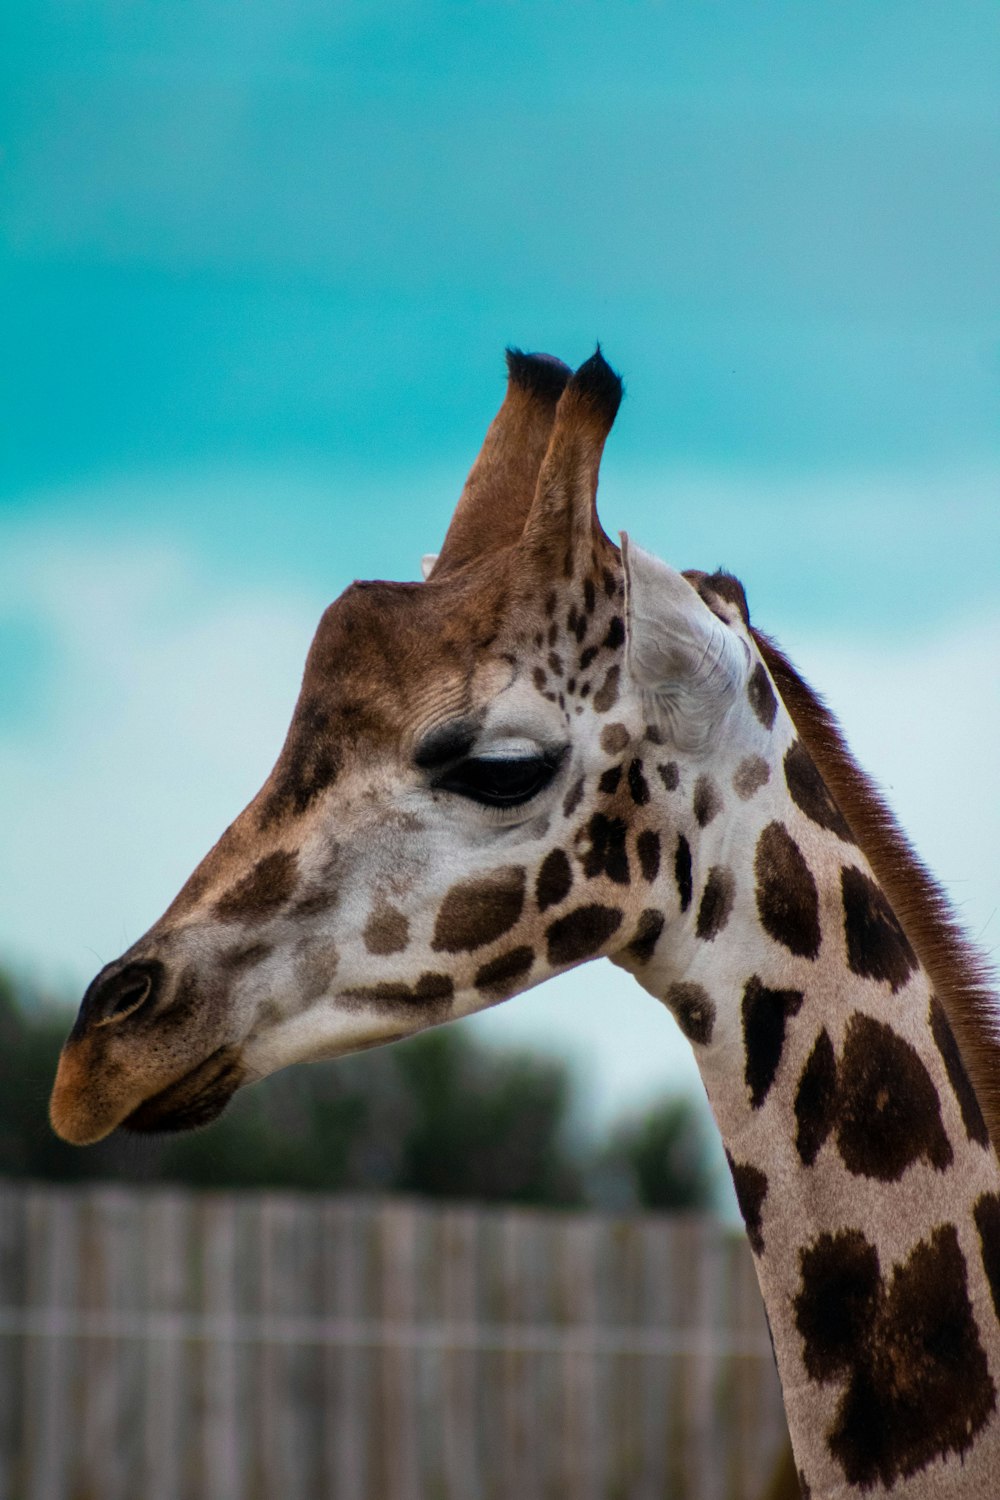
0;1182;787;1500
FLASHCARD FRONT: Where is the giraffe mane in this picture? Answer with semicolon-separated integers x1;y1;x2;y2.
751;626;1000;1158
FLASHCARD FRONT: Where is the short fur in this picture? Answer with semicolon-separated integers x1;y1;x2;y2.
752;627;1000;1157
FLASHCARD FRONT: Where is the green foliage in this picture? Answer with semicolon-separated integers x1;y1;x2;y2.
597;1095;715;1212
0;963;714;1212
390;1028;581;1204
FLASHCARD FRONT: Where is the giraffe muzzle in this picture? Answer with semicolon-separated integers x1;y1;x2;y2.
50;953;245;1144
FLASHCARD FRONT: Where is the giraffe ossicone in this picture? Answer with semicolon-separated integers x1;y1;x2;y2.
51;348;1000;1497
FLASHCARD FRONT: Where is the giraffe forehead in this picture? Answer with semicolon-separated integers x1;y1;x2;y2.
287;554;625;760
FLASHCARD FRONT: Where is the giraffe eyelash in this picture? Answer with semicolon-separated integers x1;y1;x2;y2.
432;750;565;809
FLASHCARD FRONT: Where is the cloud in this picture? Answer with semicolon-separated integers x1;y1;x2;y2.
600;462;1000;637
0;533;322;986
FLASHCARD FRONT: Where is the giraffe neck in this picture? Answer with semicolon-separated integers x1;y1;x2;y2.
615;722;1000;1498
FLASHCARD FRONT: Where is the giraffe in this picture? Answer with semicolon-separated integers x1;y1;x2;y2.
51;349;1000;1498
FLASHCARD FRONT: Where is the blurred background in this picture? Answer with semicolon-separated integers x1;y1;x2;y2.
2;0;999;1197
2;5;998;1495
2;0;997;1197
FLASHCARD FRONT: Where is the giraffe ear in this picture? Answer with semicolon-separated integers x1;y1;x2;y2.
429;350;571;580
521;347;622;570
621;534;749;752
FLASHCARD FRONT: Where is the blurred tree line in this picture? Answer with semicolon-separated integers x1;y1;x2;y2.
0;965;717;1212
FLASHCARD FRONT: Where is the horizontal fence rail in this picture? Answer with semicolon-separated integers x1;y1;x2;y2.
0;1182;787;1500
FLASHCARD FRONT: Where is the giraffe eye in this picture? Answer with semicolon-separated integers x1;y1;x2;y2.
435;753;562;808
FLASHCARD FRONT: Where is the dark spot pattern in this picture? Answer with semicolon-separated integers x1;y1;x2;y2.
295;940;340;1001
583;577;596;614
674;835;693;913
696;866;735;942
474;946;535;998
658;762;679;792
667;982;716;1045
345;972;454;1019
794;1224;995;1490
579;645;599;671
747;663;777;730
795;1228;881;1384
754;822;821;959
974;1193;1000;1325
215;851;298;923
929;996;990;1147
547;905;623;966
581;813;630;885
258;698;341;827
600;722;629;754
432;867;526;953
836;1013;952;1180
562;777;585;818
593;666;620;713
363;904;410;956
219;940;273;973
598;766;621;795
627;759;650;806
741;976;804;1109
732;755;770;800
536;848;573;913
626;909;664;964
603;616;625;650
726;1153;768;1255
794;1028;838;1166
693;775;721;828
293;883;340;917
784;739;855;842
636;829;661;883
841;867;916;992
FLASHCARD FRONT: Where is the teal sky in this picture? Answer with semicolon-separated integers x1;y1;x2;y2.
2;2;998;1130
4;3;998;598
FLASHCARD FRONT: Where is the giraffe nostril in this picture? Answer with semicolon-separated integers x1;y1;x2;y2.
83;959;164;1030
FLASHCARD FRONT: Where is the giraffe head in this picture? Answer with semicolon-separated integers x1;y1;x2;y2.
50;347;758;1146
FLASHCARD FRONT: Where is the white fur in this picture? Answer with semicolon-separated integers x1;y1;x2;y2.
620;532;749;754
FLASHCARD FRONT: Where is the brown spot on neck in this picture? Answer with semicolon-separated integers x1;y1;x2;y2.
752;626;1000;1159
754;822;821;959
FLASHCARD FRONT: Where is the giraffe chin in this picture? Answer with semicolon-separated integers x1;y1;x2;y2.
120;1046;246;1136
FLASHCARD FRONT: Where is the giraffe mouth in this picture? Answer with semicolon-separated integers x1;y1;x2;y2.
120;1046;246;1135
